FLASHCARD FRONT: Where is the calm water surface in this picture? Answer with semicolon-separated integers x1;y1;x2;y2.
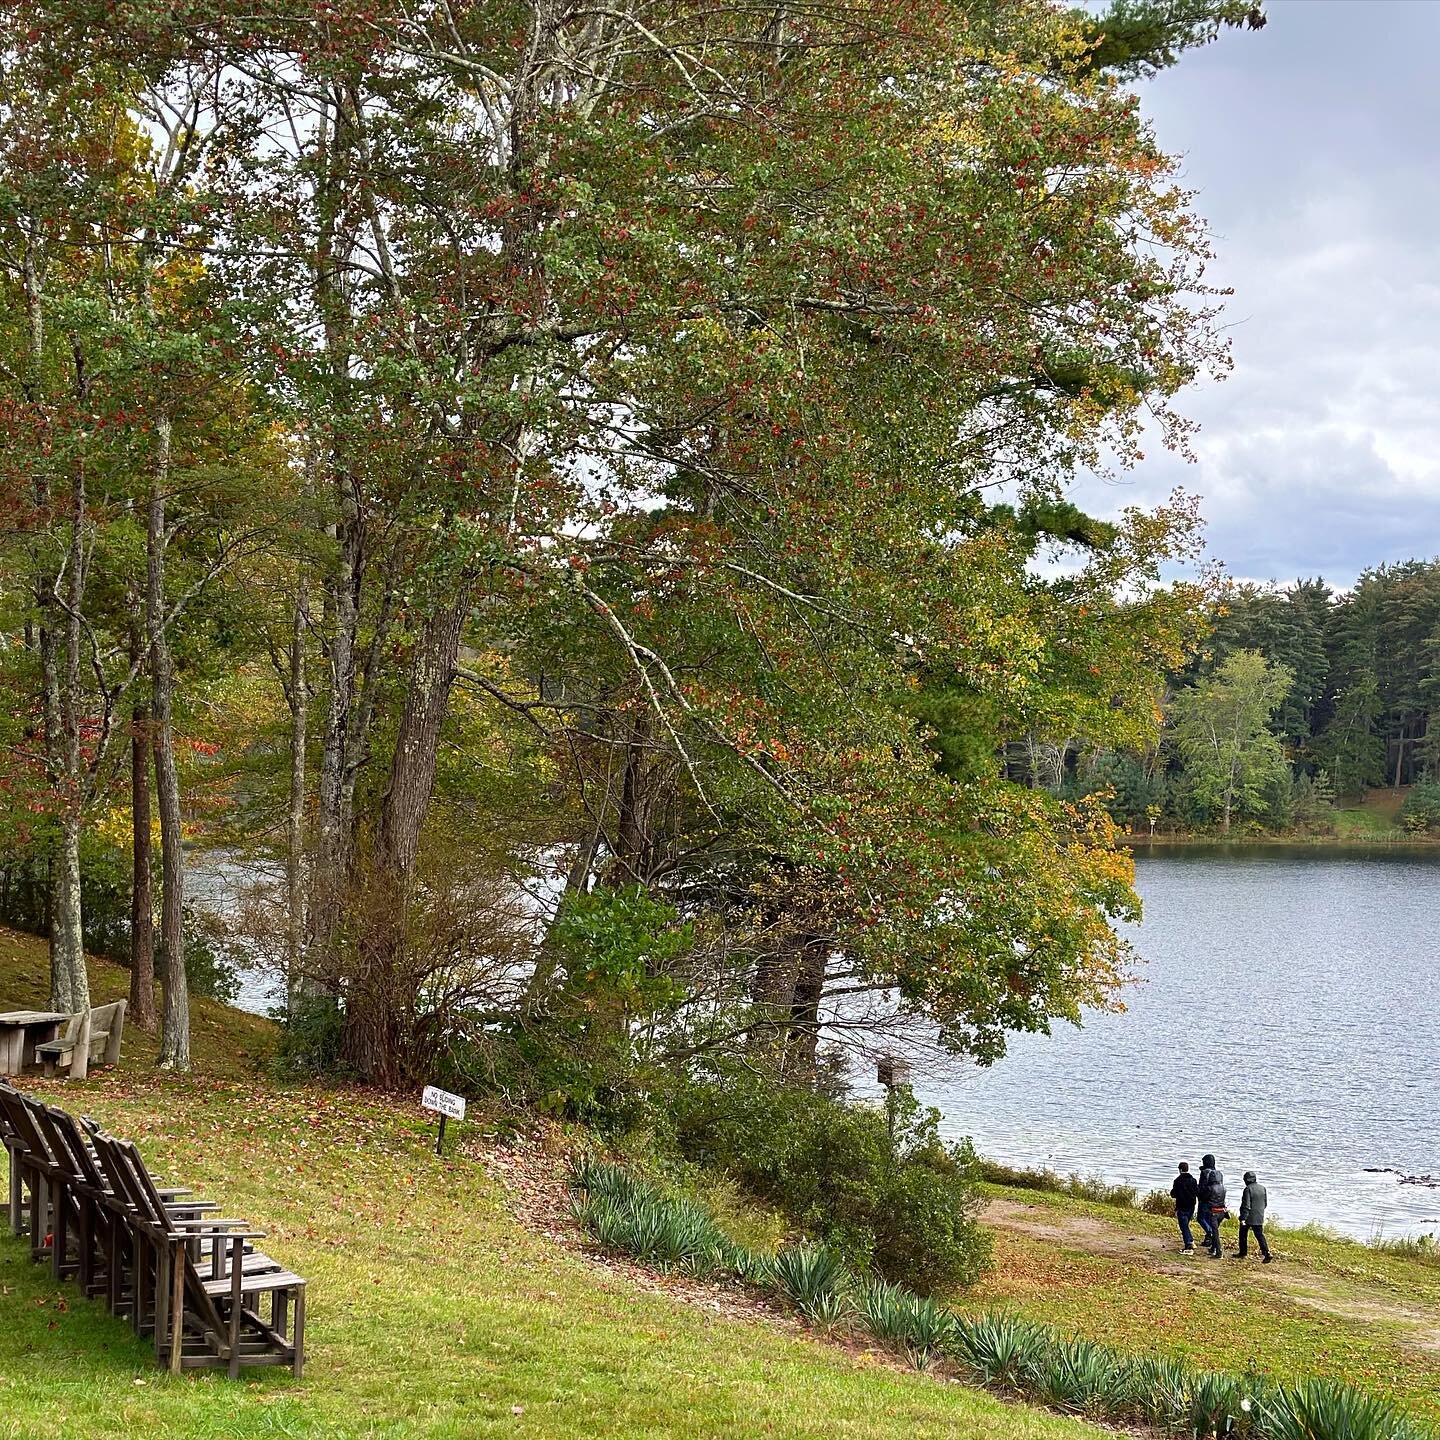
921;847;1440;1239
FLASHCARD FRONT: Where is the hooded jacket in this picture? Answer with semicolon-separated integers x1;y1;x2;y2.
1239;1173;1268;1227
1198;1155;1227;1212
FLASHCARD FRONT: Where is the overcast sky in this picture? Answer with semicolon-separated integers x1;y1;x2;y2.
1069;0;1440;589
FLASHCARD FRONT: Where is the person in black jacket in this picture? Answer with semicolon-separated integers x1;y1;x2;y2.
1170;1161;1200;1254
1196;1154;1227;1258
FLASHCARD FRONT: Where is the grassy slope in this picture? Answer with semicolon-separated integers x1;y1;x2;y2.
974;1185;1440;1417
0;929;1102;1440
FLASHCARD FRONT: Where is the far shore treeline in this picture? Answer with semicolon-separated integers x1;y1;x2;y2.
1055;561;1440;839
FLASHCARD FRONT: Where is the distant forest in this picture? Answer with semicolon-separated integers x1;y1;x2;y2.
1030;559;1440;835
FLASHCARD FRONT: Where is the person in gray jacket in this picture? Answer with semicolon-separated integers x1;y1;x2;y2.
1236;1171;1273;1262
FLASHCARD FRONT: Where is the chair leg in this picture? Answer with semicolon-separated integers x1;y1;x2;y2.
169;1243;186;1375
51;1182;67;1281
29;1174;45;1262
228;1239;243;1379
6;1148;20;1236
291;1286;305;1380
153;1243;170;1367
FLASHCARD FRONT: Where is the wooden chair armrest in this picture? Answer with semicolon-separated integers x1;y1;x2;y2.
167;1218;264;1233
168;1226;269;1243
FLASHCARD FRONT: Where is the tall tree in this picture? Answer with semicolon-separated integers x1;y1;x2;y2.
1170;650;1293;832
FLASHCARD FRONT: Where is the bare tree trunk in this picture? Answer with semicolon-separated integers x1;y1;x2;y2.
50;436;91;1014
26;234;88;1014
785;939;829;1075
128;622;157;1031
309;467;362;963
148;413;189;1071
341;591;469;1085
286;574;309;1005
51;815;86;1013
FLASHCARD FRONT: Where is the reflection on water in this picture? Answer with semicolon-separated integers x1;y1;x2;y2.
918;846;1440;1240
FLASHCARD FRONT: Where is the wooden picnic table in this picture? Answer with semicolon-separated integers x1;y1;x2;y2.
0;1011;69;1077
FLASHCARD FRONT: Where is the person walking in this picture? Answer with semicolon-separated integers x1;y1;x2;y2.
1236;1171;1273;1262
1170;1161;1199;1254
1196;1153;1226;1258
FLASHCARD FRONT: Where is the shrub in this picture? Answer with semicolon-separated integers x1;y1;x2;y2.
273;993;347;1078
1263;1378;1416;1440
1401;782;1440;834
569;1161;729;1277
1114;1352;1195;1426
1141;1187;1176;1216
771;1243;854;1321
1185;1369;1254;1437
855;1279;956;1369
950;1311;1053;1391
1031;1336;1126;1416
669;1073;991;1292
869;1157;992;1295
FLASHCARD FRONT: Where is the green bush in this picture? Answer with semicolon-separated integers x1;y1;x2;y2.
669;1073;991;1293
772;1243;853;1321
569;1159;730;1277
1401;782;1440;833
272;993;346;1078
871;1154;993;1295
950;1310;1053;1391
852;1282;955;1370
1263;1378;1417;1440
456;885;695;1127
1031;1336;1127;1416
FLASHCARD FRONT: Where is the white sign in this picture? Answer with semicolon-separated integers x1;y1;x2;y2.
421;1085;466;1121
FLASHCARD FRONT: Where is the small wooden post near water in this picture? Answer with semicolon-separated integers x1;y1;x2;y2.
422;1085;466;1155
877;1055;912;1148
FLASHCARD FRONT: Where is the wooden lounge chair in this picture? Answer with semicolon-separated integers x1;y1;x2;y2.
0;1083;69;1266
88;1129;305;1377
0;1081;33;1238
35;1000;126;1080
33;1103;218;1306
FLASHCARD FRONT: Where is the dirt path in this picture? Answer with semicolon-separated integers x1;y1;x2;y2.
985;1197;1440;1353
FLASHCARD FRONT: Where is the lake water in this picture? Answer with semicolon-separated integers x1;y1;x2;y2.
918;847;1440;1240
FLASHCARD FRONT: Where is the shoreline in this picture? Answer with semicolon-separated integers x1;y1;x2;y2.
1121;830;1440;849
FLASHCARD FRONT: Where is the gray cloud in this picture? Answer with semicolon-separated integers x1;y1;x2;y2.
1068;0;1440;587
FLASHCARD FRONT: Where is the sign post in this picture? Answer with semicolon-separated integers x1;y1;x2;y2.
421;1085;466;1156
876;1055;912;1150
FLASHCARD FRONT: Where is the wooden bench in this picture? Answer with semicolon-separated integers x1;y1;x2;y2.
34;1000;127;1080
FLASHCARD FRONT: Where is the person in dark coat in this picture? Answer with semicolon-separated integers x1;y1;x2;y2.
1196;1154;1226;1258
1236;1171;1272;1262
1170;1161;1199;1254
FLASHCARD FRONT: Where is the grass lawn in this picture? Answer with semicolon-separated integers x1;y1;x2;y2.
0;929;1107;1440
975;1184;1440;1418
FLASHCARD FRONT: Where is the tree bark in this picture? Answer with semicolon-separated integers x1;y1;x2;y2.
26;232;88;1014
286;574;310;1006
49;422;90;1014
128;624;157;1031
50;813;86;1013
785;938;829;1075
340;591;470;1085
148;413;190;1071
